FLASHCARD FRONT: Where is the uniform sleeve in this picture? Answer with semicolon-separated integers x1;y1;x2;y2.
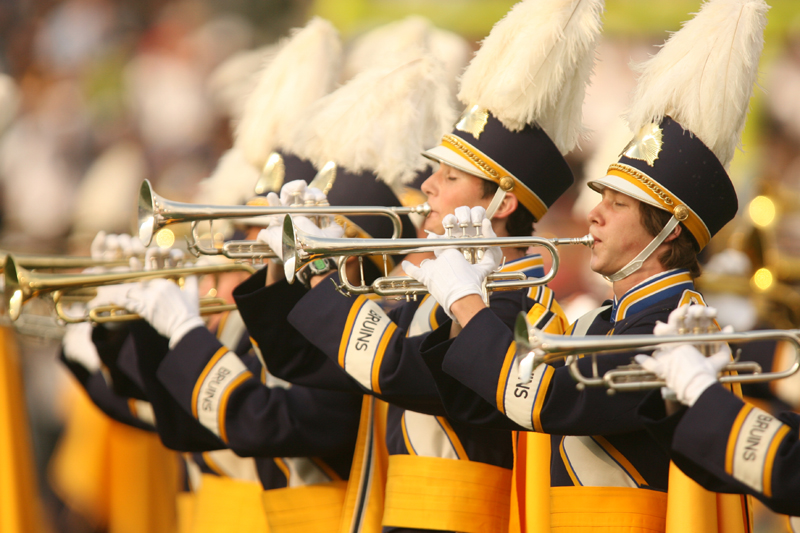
90;324;148;400
440;299;656;435
156;326;362;458
127;322;227;452
419;320;528;430
665;384;800;516
289;272;537;416
59;351;156;432
233;268;359;392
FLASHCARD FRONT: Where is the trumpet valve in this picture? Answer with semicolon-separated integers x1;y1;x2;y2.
444;220;455;238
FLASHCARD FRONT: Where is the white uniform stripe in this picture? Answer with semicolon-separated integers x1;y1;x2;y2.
403;410;459;459
342;299;393;391
561;436;638;488
195;351;249;437
503;360;548;430
732;408;786;494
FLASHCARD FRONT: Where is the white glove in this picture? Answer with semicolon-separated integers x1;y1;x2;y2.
256;181;335;261
280;179;308;206
634;343;731;406
62;322;101;373
635;304;731;406
403;206;501;319
120;278;205;348
91;231;146;263
143;247;185;271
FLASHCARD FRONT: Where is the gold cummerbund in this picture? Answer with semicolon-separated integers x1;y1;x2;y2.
193;474;269;533
383;454;512;533
261;480;347;533
550;486;667;533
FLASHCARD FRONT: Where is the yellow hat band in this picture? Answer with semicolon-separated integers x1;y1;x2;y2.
440;134;548;222
606;163;711;249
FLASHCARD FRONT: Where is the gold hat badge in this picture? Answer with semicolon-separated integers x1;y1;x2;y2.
620;122;664;167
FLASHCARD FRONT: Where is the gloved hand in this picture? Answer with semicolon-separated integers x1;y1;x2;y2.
142;247;185;271
635;305;732;406
120;277;204;348
257;180;335;261
62;322;101;373
402;206;502;319
91;231;146;265
634;344;731;406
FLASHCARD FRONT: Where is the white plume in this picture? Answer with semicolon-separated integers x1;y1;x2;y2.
291;57;456;187
343;16;471;101
458;0;604;154
234;18;342;170
207;43;282;121
194;148;261;206
625;0;768;168
343;16;431;79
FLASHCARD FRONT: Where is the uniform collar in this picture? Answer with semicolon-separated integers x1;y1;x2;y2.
611;268;693;324
500;253;545;279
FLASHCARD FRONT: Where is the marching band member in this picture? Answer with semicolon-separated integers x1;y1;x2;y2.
636;305;800;517
60;19;369;533
413;1;768;531
236;1;602;531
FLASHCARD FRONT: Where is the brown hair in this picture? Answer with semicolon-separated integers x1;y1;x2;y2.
481;180;536;238
639;202;701;278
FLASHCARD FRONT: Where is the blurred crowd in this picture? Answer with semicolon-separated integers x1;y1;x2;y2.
1;0;800;531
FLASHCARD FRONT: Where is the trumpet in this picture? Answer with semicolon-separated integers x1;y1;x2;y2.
0;252;132;273
282;214;594;300
513;313;800;394
3;254;255;324
137;180;430;257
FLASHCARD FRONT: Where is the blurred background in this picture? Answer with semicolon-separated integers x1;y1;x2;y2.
0;0;799;531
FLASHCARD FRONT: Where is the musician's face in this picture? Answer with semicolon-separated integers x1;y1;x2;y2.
587;188;653;276
420;163;490;234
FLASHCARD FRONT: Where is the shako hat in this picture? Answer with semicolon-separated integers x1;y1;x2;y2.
589;0;768;261
423;0;606;221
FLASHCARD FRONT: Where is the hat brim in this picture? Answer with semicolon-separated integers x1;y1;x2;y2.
587;174;665;211
422;146;488;181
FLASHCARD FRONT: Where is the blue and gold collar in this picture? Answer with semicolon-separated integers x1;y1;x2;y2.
500;254;545;279
611;269;693;324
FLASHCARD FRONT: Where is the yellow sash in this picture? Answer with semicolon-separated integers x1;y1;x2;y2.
338;396;389;533
665;381;752;533
49;386;180;533
262;480;347;533
383;454;512;533
550;486;667;532
176;492;196;533
0;327;51;533
191;474;268;533
510;431;551;533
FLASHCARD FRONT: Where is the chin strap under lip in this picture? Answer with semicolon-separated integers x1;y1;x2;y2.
603;215;681;283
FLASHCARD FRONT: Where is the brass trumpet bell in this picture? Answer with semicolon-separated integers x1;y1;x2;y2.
3;255;255;323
